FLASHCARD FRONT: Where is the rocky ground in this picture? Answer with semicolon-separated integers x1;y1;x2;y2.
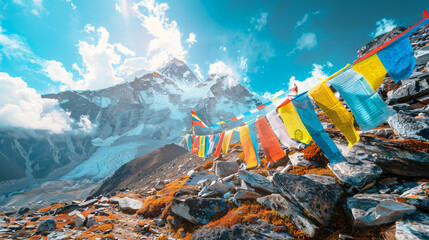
1;21;429;240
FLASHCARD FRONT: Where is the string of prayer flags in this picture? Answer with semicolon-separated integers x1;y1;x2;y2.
239;124;259;169
278;100;312;145
222;129;235;154
266;110;302;149
256;116;286;163
214;132;225;156
329;68;395;132
308;82;360;149
292;93;347;165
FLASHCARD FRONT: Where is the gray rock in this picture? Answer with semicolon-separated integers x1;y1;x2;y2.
387;112;429;141
171;197;231;225
198;180;232;198
109;196;121;204
78;199;97;208
154;180;166;190
99;196;109;203
74;214;86;228
117;197;143;214
328;158;382;188
18;207;29;215
288;152;317;167
36;219;56;233
234;190;261;200
196;179;213;191
8;225;21;230
272;173;343;226
257;194;318;237
238;170;278;194
86;216;98;228
346;136;429;177
213;161;239;178
387;78;429;104
47;230;72;240
68;210;81;216
400;183;429;209
184;172;219;186
396;211;429;240
357;200;416;227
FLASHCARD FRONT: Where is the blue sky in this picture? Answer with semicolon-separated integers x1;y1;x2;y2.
0;0;428;98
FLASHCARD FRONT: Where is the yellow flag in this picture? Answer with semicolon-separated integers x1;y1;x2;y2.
198;135;205;157
308;82;360;149
278;103;312;145
352;54;387;91
222;129;235;154
239;125;258;169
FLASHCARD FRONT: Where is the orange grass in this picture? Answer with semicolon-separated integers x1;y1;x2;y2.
37;204;65;213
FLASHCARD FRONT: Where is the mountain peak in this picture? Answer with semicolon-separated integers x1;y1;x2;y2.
157;58;200;90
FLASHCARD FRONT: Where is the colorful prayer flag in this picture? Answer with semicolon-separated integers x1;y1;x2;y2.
308;82;360;149
214;132;225;156
222;129;235;154
192;136;199;154
266;110;302;149
278;101;312;145
198;136;206;158
239;125;259;169
256;116;286;163
329;68;395;132
191;108;208;133
292;93;347;165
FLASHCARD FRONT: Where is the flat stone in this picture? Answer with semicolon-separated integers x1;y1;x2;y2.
25;225;36;230
198;180;231;198
117;197;143;214
36;219;56;233
396;211;429;240
357;200;416;227
257;194;318;237
213;161;239;178
196;179;213;191
8;225;21;230
99;197;109;203
399;183;429;209
238;170;278;194
154;180;166;191
184;172;218;186
75;214;86;228
272;173;343;226
109;197;121;204
387;112;429;141
328;158;382;188
78;199;97;208
288;152;317;167
171;197;231;225
234;190;261;200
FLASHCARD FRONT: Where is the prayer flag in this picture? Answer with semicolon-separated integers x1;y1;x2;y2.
256;116;286;163
222;129;235;154
239;125;259;169
248;122;260;166
191;108;208;133
198;136;206;158
308;82;360;149
192;136;199;154
352;54;387;91
266;110;301;149
329;68;395;132
292;93;347;165
214;132;225;156
185;134;193;151
204;135;211;157
278;101;312;145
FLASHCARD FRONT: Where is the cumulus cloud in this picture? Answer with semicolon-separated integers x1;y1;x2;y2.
208;61;236;77
251;12;269;31
186;33;197;45
262;89;285;100
288;62;333;93
192;64;204;80
370;18;397;38
0;26;36;61
295;11;320;28
116;57;151;79
288;32;317;55
0;72;73;133
133;0;194;69
43;60;85;91
13;0;45;16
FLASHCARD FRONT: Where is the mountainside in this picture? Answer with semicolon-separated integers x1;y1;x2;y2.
0;58;264;198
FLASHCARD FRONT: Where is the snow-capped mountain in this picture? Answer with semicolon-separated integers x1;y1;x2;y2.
0;59;263;196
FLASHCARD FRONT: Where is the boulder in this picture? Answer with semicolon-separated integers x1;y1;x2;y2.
387;112;429;141
17;207;29;215
196;179;213;191
117;197;143;214
272;173;343;225
198;180;232;198
396;211;429;240
35;219;56;233
78;199;97;208
238;170;278;194
288;152;317;167
257;194;318;237
356;200;416;227
328;158;382;188
234;190;261;200
86;216;98;228
213;161;239;178
191;223;293;240
171;197;231;225
399;183;429;209
184;172;218;186
346;136;429;177
74;214;86;228
154;180;166;190
386;78;429;104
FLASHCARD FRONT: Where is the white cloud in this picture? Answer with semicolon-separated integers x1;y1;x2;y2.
115;3;121;13
239;57;248;72
220;46;227;52
133;0;192;69
370;18;397;38
262;89;285;100
192;64;203;80
288;62;333;93
65;0;76;10
116;57;151;78
289;32;317;55
13;0;45;16
84;24;95;33
208;61;236;77
0;26;36;61
77;115;95;133
0;72;73;133
72;63;83;76
251;12;269;31
186;33;197;45
77;26;126;90
42;60;85;91
295;11;320;28
114;43;135;56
